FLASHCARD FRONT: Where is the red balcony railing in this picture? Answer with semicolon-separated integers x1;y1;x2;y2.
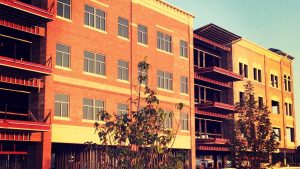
195;101;235;112
196;133;228;144
195;66;243;82
0;0;53;21
0;18;45;36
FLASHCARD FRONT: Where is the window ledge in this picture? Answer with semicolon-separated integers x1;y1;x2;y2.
180;93;189;96
269;85;281;90
82;119;105;124
117;79;130;84
117;36;130;41
180;130;190;133
157;88;174;93
156;49;173;55
84;25;107;34
83;72;107;79
56;16;72;23
180;56;188;60
137;42;148;48
55;65;72;71
54;116;71;121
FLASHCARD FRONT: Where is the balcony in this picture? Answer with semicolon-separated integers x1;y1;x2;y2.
0;0;53;24
196;134;228;144
195;66;243;82
195;101;235;112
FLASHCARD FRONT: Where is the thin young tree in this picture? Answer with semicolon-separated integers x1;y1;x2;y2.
227;81;279;169
87;59;186;169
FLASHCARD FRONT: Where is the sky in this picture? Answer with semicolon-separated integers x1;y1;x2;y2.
165;0;300;145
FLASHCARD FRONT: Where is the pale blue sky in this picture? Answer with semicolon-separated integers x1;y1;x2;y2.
166;0;300;144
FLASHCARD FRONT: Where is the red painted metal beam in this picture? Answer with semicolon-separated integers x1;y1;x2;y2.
0;75;44;88
0;18;45;36
196;145;229;152
0;151;28;155
0;55;52;75
195;66;243;82
194;34;231;52
0;119;50;131
196;138;229;144
195;102;236;112
195;109;229;119
194;73;232;88
0;0;53;21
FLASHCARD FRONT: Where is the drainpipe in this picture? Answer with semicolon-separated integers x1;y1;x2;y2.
280;58;287;166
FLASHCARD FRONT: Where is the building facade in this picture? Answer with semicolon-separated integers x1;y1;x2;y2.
232;39;297;164
0;0;195;168
193;24;243;169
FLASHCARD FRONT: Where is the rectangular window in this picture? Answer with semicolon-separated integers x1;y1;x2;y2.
180;76;188;94
83;98;104;120
271;74;279;88
57;0;71;19
118;60;129;81
239;62;248;78
180;113;189;131
239;92;245;105
84;51;105;75
163;111;172;129
286;127;295;142
258;96;263;108
284;75;292;92
285;102;293;116
273;128;281;141
84;5;106;31
55;94;69;117
157;32;172;53
253;68;262;82
180;40;188;58
138;68;147;85
56;43;70;68
271;100;280;114
157;70;173;90
137;25;148;45
118;17;129;38
117;103;128;116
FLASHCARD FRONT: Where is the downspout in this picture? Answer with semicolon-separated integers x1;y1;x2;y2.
130;0;133;115
280;58;287;166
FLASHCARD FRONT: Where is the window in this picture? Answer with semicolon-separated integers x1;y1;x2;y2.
83;98;104;120
163;111;172;129
157;32;172;53
157;70;173;90
239;92;245;105
258;96;264;108
239;62;248;78
180;113;189;131
84;51;105;75
180;76;188;94
117;103;128;116
57;0;71;19
55;94;69;117
118;17;129;38
253;68;262;82
137;25;148;45
285;102;293;116
180;40;188;58
273;128;281;141
271;100;280;114
138;68;147;85
118;60;129;81
286;127;295;142
84;5;106;31
56;43;70;68
271;74;279;88
284;75;292;92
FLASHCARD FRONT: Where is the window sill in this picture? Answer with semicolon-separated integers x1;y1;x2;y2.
180;93;189;96
82;119;105;124
180;56;188;60
180;130;190;133
269;85;281;90
117;36;130;42
117;79;130;84
157;88;174;93
83;72;107;79
156;49;173;56
54;116;71;121
137;42;148;48
84;25;107;34
56;16;72;23
253;80;265;85
55;65;72;71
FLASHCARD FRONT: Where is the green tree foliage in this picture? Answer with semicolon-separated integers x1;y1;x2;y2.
227;81;279;169
88;59;186;169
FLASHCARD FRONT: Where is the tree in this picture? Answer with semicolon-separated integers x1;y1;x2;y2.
86;59;187;169
227;81;279;169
